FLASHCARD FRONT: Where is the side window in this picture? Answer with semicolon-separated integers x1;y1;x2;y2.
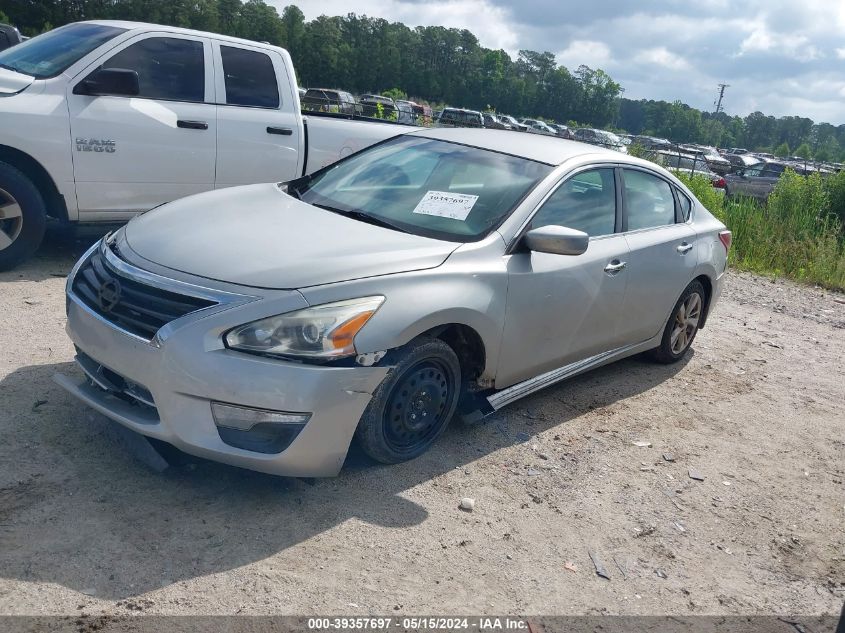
529;168;617;237
220;45;279;108
102;37;204;102
762;164;784;177
623;170;676;230
677;190;692;221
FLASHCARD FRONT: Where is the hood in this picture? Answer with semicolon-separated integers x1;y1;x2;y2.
0;67;34;95
125;184;460;290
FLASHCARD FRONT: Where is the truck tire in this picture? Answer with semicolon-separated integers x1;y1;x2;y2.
0;162;47;271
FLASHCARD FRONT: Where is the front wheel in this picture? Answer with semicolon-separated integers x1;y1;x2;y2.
649;280;706;364
0;162;47;271
355;338;461;464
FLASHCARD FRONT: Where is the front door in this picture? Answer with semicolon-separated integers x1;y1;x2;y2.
67;33;217;217
496;167;629;387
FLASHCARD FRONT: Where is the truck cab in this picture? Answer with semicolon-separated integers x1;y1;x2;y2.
0;21;402;270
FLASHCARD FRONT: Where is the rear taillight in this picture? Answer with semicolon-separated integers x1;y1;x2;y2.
719;230;732;253
714;177;726;188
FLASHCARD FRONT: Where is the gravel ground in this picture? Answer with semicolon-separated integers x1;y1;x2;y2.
0;227;843;616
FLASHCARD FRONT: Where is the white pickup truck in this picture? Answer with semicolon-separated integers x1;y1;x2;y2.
0;20;404;269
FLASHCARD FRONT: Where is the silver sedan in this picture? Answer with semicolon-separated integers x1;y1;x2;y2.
57;129;731;476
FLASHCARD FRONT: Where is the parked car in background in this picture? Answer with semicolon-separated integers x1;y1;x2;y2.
548;123;573;139
724;161;794;200
437;107;484;128
396;100;431;125
648;150;726;192
0;24;25;51
678;144;732;176
359;94;396;118
394;100;417;125
301;88;359;115
521;119;556;136
498;114;528;132
630;135;673;151
58;128;730;476
0;21;404;269
482;113;511;130
573;128;628;153
724;153;762;173
297;87;306;99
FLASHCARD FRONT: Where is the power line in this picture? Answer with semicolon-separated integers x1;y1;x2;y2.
714;83;729;114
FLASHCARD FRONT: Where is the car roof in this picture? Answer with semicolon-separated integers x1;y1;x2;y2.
407;128;625;166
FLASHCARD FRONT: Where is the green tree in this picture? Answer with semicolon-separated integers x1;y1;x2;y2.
794;142;812;159
774;142;790;158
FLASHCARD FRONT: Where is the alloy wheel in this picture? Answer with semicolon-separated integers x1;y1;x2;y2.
670;292;702;354
0;187;23;251
0;189;23;251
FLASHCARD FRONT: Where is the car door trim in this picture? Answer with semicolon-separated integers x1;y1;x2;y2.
487;340;643;410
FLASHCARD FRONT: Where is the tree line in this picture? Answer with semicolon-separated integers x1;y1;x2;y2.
4;0;844;160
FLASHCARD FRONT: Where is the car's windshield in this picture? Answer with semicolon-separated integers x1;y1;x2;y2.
292;136;552;242
0;23;127;79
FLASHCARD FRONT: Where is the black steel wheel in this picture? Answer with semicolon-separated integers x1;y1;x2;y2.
355;338;461;464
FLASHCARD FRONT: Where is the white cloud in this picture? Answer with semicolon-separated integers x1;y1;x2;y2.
634;47;690;71
555;40;613;69
738;25;821;61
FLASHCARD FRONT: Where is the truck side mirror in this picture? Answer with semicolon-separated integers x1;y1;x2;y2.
524;225;589;256
74;68;140;97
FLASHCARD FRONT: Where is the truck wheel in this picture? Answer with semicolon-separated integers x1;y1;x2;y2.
355;337;461;464
0;162;47;271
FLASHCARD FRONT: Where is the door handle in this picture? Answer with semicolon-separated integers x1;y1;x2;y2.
177;120;208;130
676;242;694;254
267;126;293;136
604;260;627;275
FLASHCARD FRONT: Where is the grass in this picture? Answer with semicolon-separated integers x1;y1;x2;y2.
676;171;845;290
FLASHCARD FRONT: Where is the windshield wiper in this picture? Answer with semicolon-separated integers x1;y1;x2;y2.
311;203;411;234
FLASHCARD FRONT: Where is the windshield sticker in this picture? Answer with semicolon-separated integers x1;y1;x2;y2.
412;191;478;221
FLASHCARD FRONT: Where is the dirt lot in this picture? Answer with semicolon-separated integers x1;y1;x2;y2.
0;228;843;617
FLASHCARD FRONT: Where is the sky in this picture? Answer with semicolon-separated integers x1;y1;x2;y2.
275;0;845;125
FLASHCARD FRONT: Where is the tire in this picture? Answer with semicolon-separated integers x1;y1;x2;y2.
649;280;706;364
0;162;47;271
355;337;462;464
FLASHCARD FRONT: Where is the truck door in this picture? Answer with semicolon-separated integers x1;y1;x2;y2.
212;42;304;188
67;33;217;218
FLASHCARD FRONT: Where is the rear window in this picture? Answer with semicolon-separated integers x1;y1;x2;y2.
0;23;126;79
221;45;279;108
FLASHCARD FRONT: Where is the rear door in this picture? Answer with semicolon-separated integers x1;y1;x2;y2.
616;167;698;344
212;41;304;189
67;32;217;217
496;166;630;386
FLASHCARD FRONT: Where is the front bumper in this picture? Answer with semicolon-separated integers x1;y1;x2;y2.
56;242;389;477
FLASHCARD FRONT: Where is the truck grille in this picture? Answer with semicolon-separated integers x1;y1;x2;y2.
71;249;216;340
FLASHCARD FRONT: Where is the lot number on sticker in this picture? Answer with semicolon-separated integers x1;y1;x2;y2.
412;191;479;221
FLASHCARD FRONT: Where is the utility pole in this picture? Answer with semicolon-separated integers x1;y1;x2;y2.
714;83;729;114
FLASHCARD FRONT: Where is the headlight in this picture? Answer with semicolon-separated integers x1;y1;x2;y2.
224;296;384;360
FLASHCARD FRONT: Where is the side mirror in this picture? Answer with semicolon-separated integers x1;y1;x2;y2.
74;68;140;97
524;225;589;256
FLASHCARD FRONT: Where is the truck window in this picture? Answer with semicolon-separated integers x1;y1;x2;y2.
102;37;204;103
0;22;126;79
220;45;279;108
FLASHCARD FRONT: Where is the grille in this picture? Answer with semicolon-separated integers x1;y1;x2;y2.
72;248;216;340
